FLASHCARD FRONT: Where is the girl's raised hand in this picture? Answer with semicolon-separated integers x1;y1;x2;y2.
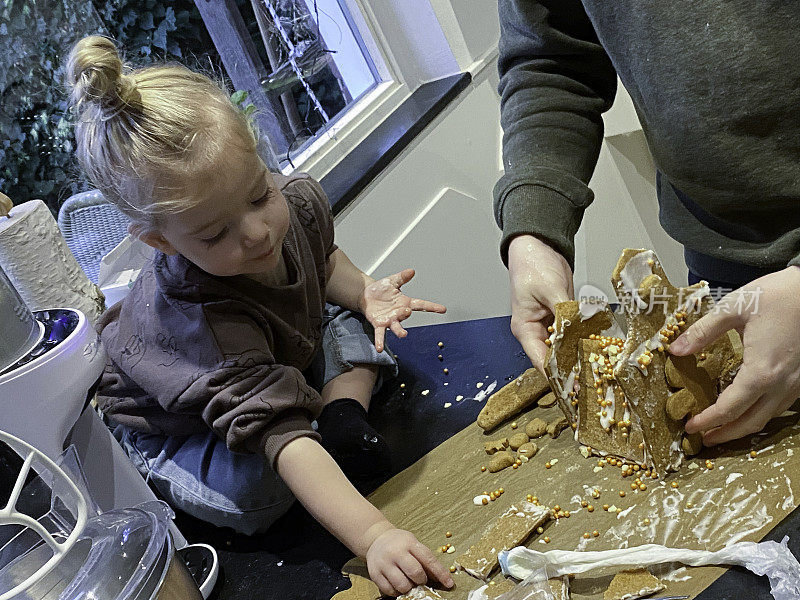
359;268;446;352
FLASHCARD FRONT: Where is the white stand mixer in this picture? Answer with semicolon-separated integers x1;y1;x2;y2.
0;263;203;542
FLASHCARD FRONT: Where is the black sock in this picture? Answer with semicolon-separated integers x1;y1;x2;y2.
316;398;391;480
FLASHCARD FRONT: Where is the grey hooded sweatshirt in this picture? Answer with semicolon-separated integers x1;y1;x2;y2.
494;0;800;276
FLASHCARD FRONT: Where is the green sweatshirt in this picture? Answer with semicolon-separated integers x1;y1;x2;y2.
494;0;800;274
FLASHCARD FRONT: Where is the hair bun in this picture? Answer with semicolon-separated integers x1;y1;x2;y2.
67;35;138;114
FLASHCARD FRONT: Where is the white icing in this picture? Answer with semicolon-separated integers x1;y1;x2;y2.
473;380;497;402
404;586;443;599
548;318;578;418
617;249;657;310
617;506;634;519
466;585;489;600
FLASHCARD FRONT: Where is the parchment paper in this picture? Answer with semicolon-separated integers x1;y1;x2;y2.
342;400;800;599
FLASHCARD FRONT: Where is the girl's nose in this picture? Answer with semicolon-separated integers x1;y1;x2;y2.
241;215;269;248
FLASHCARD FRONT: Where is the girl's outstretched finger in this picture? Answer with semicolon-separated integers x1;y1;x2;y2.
409;298;447;313
374;326;387;353
410;543;454;588
390;321;407;339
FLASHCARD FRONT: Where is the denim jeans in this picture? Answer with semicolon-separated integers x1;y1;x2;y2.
114;303;398;535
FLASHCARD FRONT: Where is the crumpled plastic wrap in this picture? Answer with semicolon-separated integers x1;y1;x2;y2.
494;537;800;600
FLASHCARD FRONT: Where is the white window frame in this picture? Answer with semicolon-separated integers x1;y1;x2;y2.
280;0;460;180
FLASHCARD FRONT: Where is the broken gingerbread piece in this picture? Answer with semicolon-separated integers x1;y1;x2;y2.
0;193;12;218
331;573;381;600
455;501;551;580
547;416;570;439
477;368;550;431
544;301;620;426
603;568;665;600
716;330;744;392
518;442;538;458
537;391;558;408
525;417;548;439
508;432;530;450
488;451;515;473
398;586;445;600
484;438;509;455
576;338;645;465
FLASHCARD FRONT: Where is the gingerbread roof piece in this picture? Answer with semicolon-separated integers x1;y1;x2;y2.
610;248;740;474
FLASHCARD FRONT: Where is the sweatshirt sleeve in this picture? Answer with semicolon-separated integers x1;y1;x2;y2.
179;354;322;467
100;291;325;467
494;0;618;269
181;303;326;467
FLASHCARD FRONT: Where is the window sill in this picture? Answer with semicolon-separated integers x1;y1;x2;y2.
317;72;471;216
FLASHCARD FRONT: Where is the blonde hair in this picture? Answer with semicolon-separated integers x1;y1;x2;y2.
66;35;260;228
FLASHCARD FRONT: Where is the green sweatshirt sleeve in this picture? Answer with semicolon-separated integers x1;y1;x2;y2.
494;0;618;269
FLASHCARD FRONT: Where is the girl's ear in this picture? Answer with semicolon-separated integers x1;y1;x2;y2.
128;223;179;255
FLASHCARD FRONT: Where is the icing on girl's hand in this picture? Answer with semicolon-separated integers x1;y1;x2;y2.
359;268;446;352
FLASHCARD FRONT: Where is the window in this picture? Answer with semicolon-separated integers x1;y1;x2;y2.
197;0;465;184
197;0;388;170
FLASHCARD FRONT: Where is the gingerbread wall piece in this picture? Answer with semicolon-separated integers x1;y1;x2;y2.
544;301;616;426
331;573;382;600
611;249;713;473
576;338;645;464
477;368;550;431
549;576;571;600
603;568;665;600
454;501;551;580
484;579;516;599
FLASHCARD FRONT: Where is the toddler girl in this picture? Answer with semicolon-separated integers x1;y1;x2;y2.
67;35;453;597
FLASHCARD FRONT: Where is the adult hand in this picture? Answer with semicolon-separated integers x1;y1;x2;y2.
507;235;574;372
670;266;800;445
365;528;454;596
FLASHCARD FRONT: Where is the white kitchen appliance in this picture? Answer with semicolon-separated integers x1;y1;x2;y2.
0;264;178;538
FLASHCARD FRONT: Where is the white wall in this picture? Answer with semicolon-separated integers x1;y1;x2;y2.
335;4;686;326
